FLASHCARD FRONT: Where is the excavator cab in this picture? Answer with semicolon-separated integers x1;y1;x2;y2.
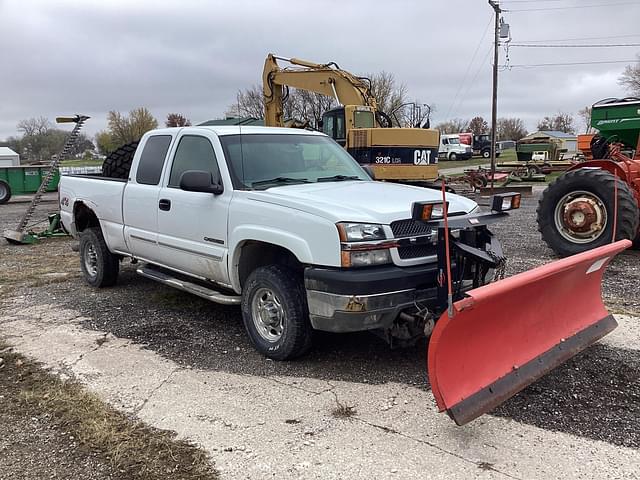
321;106;376;147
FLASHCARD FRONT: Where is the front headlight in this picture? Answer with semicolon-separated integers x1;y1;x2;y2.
341;249;392;268
337;222;386;242
337;222;392;267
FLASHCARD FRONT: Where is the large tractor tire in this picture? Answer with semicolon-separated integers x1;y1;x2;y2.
101;141;139;179
537;169;639;257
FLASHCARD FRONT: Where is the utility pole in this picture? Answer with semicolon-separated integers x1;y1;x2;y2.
489;0;501;193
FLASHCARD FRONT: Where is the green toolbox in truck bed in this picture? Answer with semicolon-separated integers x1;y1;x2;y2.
591;97;640;148
0;165;60;204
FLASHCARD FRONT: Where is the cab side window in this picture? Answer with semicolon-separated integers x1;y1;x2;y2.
136;135;172;185
323;116;334;138
335;115;346;141
168;135;221;188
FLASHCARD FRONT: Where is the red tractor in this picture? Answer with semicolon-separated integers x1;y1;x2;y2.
537;97;640;256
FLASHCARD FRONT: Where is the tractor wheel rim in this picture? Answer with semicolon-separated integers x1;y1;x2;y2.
83;243;99;277
251;287;285;342
554;190;607;244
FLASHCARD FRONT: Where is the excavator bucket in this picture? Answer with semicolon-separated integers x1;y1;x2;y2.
428;239;631;426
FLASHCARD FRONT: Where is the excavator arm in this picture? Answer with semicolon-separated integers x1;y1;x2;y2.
262;53;378;127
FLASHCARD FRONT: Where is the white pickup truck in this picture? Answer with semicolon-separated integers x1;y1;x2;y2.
59;126;508;360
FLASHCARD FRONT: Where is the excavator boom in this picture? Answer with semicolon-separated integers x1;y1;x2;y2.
263;54;377;127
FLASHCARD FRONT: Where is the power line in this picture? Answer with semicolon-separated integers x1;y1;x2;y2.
450;47;493;118
516;34;640;43
508;1;639;11
510;43;640;48
502;59;638;68
445;17;493;120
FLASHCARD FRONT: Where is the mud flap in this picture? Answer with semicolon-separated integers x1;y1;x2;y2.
428;239;631;426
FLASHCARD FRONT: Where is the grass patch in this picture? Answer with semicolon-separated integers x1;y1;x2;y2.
330;391;356;419
0;239;79;293
438;158;489;169
0;339;218;479
60;158;104;167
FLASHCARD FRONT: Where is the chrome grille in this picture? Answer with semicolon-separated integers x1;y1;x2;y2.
390;219;433;238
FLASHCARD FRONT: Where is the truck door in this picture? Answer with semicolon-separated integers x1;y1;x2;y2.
155;133;231;283
123;134;173;261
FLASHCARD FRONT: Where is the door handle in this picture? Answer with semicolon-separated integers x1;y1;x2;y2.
158;198;171;211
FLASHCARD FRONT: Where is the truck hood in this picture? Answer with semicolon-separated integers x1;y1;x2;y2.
246;181;477;224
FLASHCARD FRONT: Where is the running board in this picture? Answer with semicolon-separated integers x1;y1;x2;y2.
136;266;241;305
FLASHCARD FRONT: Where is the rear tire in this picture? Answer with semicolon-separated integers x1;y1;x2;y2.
537;169;639;257
241;265;312;360
101;141;138;179
79;227;119;287
0;180;11;204
482;149;491;159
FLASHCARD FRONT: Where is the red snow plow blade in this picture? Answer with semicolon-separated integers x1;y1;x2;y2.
428;239;631;426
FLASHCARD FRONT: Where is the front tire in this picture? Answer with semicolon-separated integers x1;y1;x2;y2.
79;227;119;287
448;152;458;161
482;149;491;159
241;265;312;360
537;169;639;257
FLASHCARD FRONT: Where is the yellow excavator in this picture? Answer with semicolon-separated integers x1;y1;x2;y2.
262;54;440;184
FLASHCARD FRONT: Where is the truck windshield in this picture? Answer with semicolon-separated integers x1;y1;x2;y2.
447;138;460;145
219;134;371;190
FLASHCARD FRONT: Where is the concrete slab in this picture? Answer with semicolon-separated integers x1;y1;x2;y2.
1;301;639;479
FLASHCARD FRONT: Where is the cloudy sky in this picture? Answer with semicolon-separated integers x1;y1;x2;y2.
1;0;639;140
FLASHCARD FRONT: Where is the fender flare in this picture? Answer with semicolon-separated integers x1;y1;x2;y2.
566;160;630;183
228;225;314;291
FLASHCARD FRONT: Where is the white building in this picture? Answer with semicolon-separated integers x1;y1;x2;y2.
0;147;20;166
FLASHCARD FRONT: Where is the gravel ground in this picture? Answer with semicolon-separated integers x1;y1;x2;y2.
1;191;639;454
0;408;115;480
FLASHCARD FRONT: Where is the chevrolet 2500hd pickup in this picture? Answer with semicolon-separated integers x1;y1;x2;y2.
59;126;499;360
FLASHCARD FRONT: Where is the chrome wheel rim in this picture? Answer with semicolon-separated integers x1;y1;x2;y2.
554;190;607;244
251;287;285;342
0;184;6;198
83;243;99;277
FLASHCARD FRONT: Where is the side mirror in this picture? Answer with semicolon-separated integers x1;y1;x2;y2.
179;170;223;195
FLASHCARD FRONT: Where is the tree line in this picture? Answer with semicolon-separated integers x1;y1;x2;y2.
1;55;637;163
0;110;192;163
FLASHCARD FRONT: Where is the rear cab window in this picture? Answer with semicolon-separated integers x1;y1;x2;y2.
136;135;172;185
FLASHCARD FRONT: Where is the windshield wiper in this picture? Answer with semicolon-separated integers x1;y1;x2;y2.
252;177;311;188
316;175;362;182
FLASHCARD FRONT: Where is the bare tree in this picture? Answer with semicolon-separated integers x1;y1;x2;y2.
496;118;527;141
107;107;159;145
468;116;489;135
288;90;337;128
226;85;265;119
229;70;409;128
368;71;408;126
537;112;575;134
577;106;593;134
619;56;640;95
165;113;191;127
435;118;469;134
17;116;52;136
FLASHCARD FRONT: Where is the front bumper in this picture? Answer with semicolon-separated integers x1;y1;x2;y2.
305;263;447;333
